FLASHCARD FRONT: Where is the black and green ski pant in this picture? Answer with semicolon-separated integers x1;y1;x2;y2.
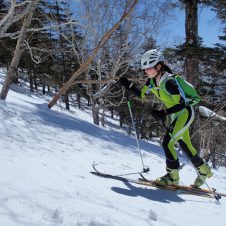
162;106;204;169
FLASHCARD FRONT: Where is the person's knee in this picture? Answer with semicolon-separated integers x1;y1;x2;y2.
163;133;177;160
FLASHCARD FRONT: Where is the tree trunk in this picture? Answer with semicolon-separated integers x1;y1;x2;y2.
64;92;70;110
92;100;99;125
77;92;81;109
184;0;199;83
0;0;32;38
87;96;91;106
184;0;200;152
12;69;19;84
119;111;124;128
0;0;39;100
110;108;114;118
101;108;105;127
34;76;38;91
0;0;16;38
29;71;34;92
42;84;46;95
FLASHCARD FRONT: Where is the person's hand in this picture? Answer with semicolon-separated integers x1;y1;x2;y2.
119;77;133;90
151;109;167;121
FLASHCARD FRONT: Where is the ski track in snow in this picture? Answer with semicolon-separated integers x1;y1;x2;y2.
0;70;226;226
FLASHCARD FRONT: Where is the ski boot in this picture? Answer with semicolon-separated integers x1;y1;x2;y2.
193;163;213;188
155;168;179;186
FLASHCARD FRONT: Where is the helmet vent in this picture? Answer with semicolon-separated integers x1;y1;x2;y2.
149;60;155;64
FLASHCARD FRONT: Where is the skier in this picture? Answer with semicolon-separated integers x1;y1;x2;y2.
119;49;213;187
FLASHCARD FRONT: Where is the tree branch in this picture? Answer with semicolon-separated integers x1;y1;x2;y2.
48;0;139;109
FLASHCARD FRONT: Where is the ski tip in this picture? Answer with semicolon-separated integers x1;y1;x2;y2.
92;161;99;167
143;167;150;173
213;194;221;201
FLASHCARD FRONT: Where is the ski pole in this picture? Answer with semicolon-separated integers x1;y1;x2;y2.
126;91;149;173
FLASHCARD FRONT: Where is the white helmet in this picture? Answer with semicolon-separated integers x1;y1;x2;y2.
141;49;164;69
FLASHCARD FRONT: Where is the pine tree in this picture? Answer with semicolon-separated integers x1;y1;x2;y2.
0;0;6;9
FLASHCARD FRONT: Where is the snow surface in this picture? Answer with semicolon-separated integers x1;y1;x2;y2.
199;106;226;121
1;70;226;226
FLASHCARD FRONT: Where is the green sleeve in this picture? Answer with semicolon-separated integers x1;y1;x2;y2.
140;86;149;99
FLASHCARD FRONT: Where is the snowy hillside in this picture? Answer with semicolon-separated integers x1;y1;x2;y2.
1;71;226;226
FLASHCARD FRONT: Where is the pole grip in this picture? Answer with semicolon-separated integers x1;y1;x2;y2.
127;100;131;109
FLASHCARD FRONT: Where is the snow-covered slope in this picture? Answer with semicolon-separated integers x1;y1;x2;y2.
1;72;226;226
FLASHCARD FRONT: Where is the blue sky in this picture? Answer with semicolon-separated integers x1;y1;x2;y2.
69;1;224;48
198;7;223;46
160;6;224;47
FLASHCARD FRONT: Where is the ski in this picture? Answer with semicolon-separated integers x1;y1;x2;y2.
91;163;153;187
91;163;226;200
139;174;224;200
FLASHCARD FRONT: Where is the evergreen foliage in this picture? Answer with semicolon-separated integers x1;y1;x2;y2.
0;0;225;167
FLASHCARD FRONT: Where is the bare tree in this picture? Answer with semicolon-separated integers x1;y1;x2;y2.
0;0;39;100
47;0;139;110
71;0;174;124
0;0;31;38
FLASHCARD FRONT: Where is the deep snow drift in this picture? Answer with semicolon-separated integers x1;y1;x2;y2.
0;71;226;226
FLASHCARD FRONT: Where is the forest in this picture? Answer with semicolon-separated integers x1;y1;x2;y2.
0;0;225;168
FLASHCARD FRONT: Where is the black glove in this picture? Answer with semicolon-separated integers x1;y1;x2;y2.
151;109;167;121
119;77;133;90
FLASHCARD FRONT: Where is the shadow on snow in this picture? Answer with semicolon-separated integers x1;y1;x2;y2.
34;103;164;158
